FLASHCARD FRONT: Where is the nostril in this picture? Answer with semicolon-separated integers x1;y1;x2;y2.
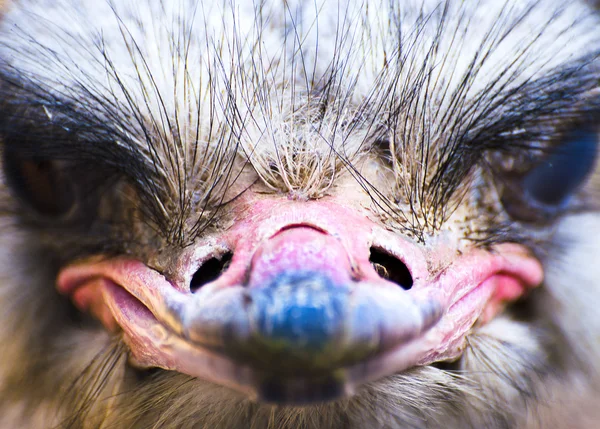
369;247;413;290
190;252;233;292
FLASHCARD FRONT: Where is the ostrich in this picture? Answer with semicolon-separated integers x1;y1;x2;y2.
0;0;599;428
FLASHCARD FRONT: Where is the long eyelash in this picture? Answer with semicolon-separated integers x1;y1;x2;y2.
0;1;598;248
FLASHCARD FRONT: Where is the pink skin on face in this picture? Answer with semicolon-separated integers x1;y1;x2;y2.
57;198;543;402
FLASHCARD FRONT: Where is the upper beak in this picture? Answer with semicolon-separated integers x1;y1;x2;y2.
57;200;543;404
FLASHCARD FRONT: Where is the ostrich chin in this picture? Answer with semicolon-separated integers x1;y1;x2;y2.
0;1;600;428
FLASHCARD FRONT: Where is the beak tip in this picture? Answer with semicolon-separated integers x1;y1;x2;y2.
248;270;349;351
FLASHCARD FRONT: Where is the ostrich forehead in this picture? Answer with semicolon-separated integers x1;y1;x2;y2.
0;0;599;246
2;0;599;146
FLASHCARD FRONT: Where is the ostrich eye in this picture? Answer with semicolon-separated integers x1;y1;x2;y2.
501;125;599;222
3;149;76;217
523;127;598;206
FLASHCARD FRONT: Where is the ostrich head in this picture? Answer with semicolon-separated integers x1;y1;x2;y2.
0;1;599;428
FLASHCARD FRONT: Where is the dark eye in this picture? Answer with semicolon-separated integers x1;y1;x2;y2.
3;149;76;217
522;128;598;206
501;125;598;222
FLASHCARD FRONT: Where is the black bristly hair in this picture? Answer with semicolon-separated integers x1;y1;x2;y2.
1;2;599;250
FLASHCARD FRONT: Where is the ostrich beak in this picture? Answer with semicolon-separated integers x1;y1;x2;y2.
57;200;543;404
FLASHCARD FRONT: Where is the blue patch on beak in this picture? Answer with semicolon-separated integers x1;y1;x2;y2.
249;271;350;355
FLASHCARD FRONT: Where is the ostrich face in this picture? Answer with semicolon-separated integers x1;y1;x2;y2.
0;1;599;428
